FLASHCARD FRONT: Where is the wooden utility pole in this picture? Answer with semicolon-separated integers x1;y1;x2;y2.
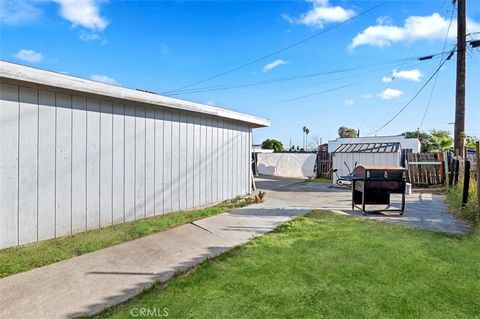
476;141;480;216
454;0;466;157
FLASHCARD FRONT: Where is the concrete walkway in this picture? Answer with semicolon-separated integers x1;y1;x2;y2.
0;194;309;319
256;175;469;234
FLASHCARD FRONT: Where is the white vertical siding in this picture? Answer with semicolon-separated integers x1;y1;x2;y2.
86;98;100;229
55;93;72;237
135;104;146;219
154;109;164;214
179;113;188;210
186;115;194;208
112;102;125;223
100;100;113;227
0;84;19;247
171;112;180;212
18;87;38;244
71;96;87;233
163;111;172;213
0;82;253;249
124;104;136;221
38;90;56;240
221;120;228;201
145;107;155;217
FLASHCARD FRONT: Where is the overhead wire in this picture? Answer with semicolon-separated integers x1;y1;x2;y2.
368;47;456;136
419;2;456;130
169;58;419;96
356;47;420;135
161;1;388;95
168;51;448;96
276;58;438;103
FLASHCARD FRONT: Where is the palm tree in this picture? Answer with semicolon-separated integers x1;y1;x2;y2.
305;128;310;150
428;130;453;152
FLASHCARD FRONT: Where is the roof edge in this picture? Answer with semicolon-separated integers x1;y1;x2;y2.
333;142;401;153
0;60;270;128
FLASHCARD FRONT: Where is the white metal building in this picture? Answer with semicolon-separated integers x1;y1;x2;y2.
0;61;269;249
331;142;402;184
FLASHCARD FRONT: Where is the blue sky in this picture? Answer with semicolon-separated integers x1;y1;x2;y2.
1;0;479;148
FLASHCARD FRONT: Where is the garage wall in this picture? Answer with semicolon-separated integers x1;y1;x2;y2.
331;152;400;183
0;82;252;248
257;153;316;178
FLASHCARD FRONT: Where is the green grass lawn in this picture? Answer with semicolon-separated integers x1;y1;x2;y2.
0;197;253;279
305;177;332;184
94;211;480;319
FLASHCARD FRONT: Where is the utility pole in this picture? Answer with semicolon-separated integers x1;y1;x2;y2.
454;0;466;157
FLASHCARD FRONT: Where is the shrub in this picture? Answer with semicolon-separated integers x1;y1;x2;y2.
446;180;479;226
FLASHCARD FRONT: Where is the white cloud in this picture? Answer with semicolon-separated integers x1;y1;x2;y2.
392;69;423;81
382;76;392;83
263;59;288;72
14;49;43;63
344;99;354;106
79;31;102;41
350;13;480;48
0;0;42;24
205;101;216;106
89;74;118;85
1;0;108;31
284;0;355;28
378;88;403;100
54;0;108;31
376;16;393;25
382;69;423;83
361;93;373;99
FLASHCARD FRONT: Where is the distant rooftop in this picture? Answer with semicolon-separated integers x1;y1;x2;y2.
333;142;401;153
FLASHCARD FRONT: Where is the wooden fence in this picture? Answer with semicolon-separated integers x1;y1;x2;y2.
405;153;445;186
316;145;332;179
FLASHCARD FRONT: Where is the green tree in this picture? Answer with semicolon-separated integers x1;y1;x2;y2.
466;136;479;149
338;126;358;138
402;131;432;152
428;130;453;152
261;139;284;152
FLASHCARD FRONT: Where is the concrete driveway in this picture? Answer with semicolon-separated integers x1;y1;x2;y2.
255;175;469;234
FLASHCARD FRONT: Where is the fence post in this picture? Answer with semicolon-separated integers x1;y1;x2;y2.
462;160;470;206
454;159;460;186
443;152;449;187
449;158;455;186
476;141;480;215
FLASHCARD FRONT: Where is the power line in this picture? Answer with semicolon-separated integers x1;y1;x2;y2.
419;3;456;130
253;60;424;99
161;1;388;95
368;47;456;136
277;70;395;103
168;51;448;96
168;58;418;96
277;58;439;103
356;47;419;135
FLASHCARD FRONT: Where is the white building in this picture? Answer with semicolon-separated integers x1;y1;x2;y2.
328;135;421;154
331;142;402;184
0;61;269;249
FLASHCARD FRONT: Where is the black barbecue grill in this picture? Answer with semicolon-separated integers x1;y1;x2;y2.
351;165;407;215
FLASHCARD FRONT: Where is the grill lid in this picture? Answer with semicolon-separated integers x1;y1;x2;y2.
353;165;406;179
